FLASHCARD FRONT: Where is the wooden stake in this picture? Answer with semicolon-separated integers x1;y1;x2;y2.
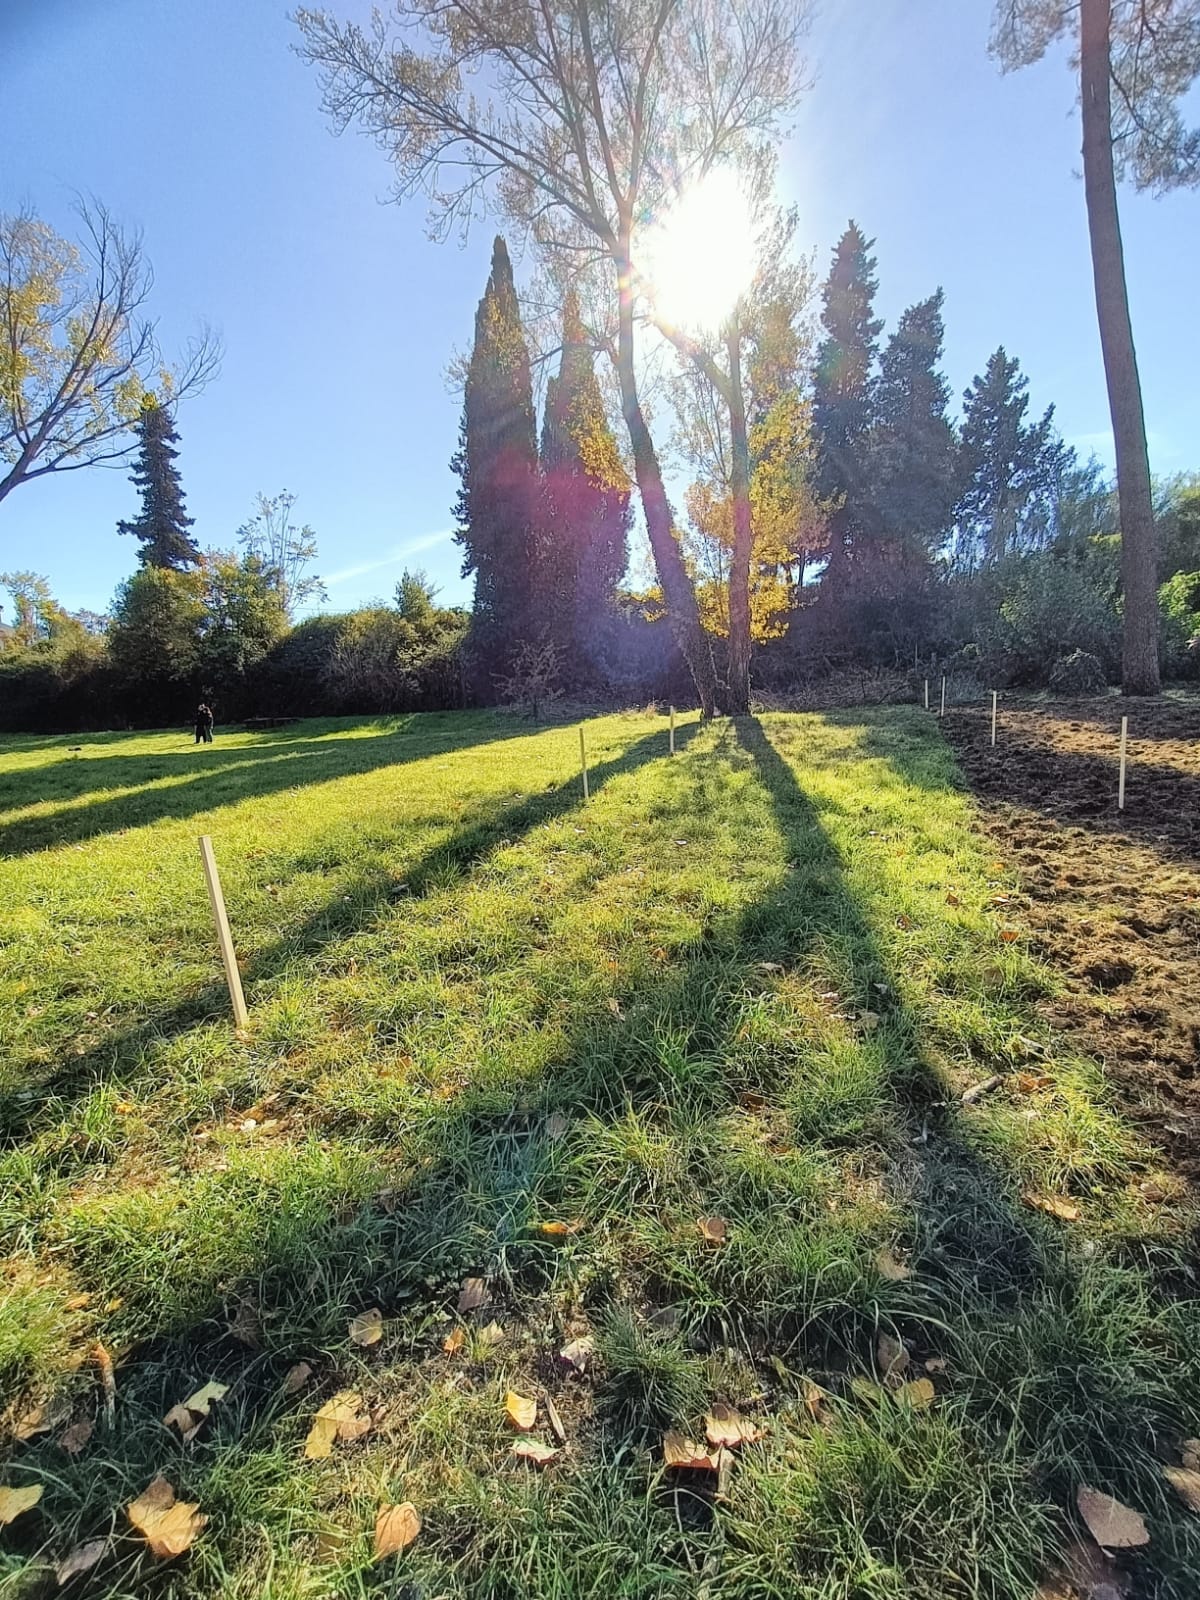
990;690;998;747
939;675;947;717
1118;715;1128;810
199;835;248;1028
669;705;676;756
924;678;929;710
579;725;590;802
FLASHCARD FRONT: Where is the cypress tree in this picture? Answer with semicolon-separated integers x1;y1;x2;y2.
116;398;201;569
539;291;631;681
451;236;539;686
957;347;1060;568
811;222;882;594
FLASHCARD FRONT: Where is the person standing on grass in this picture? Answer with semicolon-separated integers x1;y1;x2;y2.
194;702;214;744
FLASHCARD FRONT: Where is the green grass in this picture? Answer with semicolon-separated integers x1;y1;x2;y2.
1;707;1197;1598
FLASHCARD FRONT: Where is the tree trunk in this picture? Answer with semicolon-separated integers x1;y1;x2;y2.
725;317;753;714
1080;0;1160;695
615;247;719;716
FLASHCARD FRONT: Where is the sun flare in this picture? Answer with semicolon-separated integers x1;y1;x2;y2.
637;167;758;333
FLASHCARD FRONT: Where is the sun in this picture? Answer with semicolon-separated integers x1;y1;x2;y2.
637;166;758;334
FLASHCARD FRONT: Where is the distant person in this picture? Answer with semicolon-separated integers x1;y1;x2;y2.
194;703;214;744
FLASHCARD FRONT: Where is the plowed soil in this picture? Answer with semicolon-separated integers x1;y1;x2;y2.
942;694;1200;1182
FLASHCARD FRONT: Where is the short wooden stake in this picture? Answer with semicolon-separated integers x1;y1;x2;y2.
990;690;998;747
1118;715;1128;810
579;725;590;802
669;705;676;756
939;675;947;717
199;835;248;1028
924;678;929;710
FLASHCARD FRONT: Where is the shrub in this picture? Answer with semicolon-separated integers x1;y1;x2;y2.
1048;648;1108;695
1159;569;1200;679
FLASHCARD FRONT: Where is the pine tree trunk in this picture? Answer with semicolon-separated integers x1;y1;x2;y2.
615;246;719;717
725;319;753;715
1080;0;1160;695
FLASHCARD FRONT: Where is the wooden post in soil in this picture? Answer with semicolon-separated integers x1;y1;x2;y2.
579;726;590;803
939;676;947;718
924;679;929;711
669;706;676;756
991;691;998;748
1118;715;1128;810
199;835;248;1028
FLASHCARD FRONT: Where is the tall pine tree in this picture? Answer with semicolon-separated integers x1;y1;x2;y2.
451;236;539;687
956;348;1062;568
868;290;958;577
539;292;631;682
812;223;882;595
116;398;200;569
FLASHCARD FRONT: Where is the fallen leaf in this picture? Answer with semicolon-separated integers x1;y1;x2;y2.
58;1418;94;1455
1076;1486;1150;1549
64;1292;91;1312
127;1476;207;1559
349;1309;384;1347
559;1336;594;1372
945;892;961;908
875;1247;911;1282
442;1327;466;1356
544;1393;566;1444
1024;1192;1081;1223
163;1381;229;1442
1182;1439;1200;1472
738;1090;768;1111
850;1375;885;1403
13;1402;58;1442
304;1391;370;1459
544;1111;569;1141
537;1219;583;1237
606;997;624;1019
505;1390;537;1431
697;1215;728;1245
1163;1466;1200;1513
858;1011;881;1032
802;1380;829;1423
0;1484;43;1525
283;1361;313;1394
899;1377;936;1410
876;1332;910;1385
662;1430;718;1470
478;1321;506;1347
924;1357;949;1375
757;962;783;974
373;1502;420;1559
896;913;915;930
458;1277;489;1313
1000;928;1020;943
1015;1072;1053;1094
704;1402;763;1449
55;1539;106;1585
512;1437;559;1465
92;1341;116;1425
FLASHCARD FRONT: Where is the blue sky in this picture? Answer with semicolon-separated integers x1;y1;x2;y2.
2;0;1196;618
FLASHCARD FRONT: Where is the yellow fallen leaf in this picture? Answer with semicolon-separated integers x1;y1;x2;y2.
458;1278;488;1313
505;1390;537;1431
283;1361;313;1394
164;1380;229;1441
1024;1192;1081;1223
1183;1439;1200;1472
875;1248;911;1282
663;1430;718;1470
127;1476;207;1559
803;1380;829;1423
55;1539;107;1585
0;1484;43;1525
58;1418;94;1455
1163;1466;1200;1513
537;1219;583;1237
373;1501;420;1558
559;1336;594;1372
349;1308;384;1347
304;1391;370;1459
443;1326;466;1356
1076;1485;1150;1549
512;1437;559;1465
899;1378;935;1410
704;1402;763;1449
697;1216;728;1245
13;1403;55;1442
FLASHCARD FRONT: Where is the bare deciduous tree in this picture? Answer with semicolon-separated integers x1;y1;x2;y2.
0;199;220;509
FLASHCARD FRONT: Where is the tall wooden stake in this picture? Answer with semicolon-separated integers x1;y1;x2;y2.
924;679;929;710
1118;715;1128;810
199;835;248;1028
940;676;947;717
991;691;998;747
579;726;590;802
669;705;676;756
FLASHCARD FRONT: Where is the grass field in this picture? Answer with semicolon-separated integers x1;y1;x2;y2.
1;708;1197;1599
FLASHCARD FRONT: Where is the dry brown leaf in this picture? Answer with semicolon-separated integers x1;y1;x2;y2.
0;1483;43;1525
373;1501;420;1559
1182;1439;1200;1472
945;892;961;908
505;1390;537;1431
512;1437;559;1465
606;997;624;1019
802;1380;829;1424
924;1357;949;1375
304;1391;370;1459
1163;1466;1200;1513
876;1332;910;1385
662;1429;718;1470
559;1336;594;1372
875;1248;911;1282
478;1321;506;1347
704;1402;763;1449
13;1403;53;1442
1016;1072;1053;1094
92;1341;116;1425
283;1362;313;1394
544;1111;569;1141
442;1327;466;1356
1076;1486;1150;1549
1000;928;1020;943
900;1377;936;1410
458;1278;488;1314
58;1418;94;1456
55;1539;107;1585
349;1309;384;1347
696;1215;728;1245
1024;1192;1081;1223
544;1393;566;1444
127;1476;207;1559
64;1292;92;1312
164;1381;229;1442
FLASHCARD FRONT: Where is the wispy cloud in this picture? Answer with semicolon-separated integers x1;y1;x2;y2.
324;529;453;587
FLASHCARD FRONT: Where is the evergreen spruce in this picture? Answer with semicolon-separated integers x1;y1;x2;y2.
539;292;631;681
116;398;201;569
957;347;1061;568
451;236;539;687
811;222;882;593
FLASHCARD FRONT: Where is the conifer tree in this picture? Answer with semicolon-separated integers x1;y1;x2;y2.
116;397;200;569
811;222;882;594
539;292;631;681
451;236;539;687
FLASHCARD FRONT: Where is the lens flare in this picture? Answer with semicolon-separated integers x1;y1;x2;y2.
637;167;758;333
